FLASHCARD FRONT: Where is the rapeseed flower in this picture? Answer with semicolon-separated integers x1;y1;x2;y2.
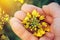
22;10;50;37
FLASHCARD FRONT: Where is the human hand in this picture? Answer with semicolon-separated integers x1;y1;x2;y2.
42;2;60;40
9;2;60;40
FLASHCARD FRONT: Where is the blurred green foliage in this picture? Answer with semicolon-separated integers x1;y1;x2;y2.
32;0;60;8
3;23;21;40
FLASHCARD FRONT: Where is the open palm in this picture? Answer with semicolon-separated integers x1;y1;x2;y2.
10;2;60;40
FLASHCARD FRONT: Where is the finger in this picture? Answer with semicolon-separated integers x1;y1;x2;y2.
39;36;51;40
42;5;50;16
10;17;38;40
42;2;60;18
14;4;45;21
45;15;53;24
35;7;44;15
45;32;54;40
42;6;53;24
14;11;26;20
39;32;54;40
21;4;44;15
51;18;60;40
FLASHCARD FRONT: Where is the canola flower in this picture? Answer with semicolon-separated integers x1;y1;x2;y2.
22;10;50;37
0;8;9;30
0;8;9;40
14;0;24;4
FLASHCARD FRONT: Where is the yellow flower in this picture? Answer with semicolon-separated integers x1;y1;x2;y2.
0;25;3;30
22;10;50;37
14;0;24;4
27;12;31;18
19;0;24;3
32;10;40;17
34;29;45;37
42;22;47;27
37;24;42;28
45;26;50;32
39;15;45;20
34;27;37;31
24;16;29;21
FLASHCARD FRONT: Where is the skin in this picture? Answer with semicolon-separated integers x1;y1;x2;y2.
10;2;60;40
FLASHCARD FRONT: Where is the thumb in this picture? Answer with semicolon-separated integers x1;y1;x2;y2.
42;2;60;18
52;18;60;40
43;2;60;40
